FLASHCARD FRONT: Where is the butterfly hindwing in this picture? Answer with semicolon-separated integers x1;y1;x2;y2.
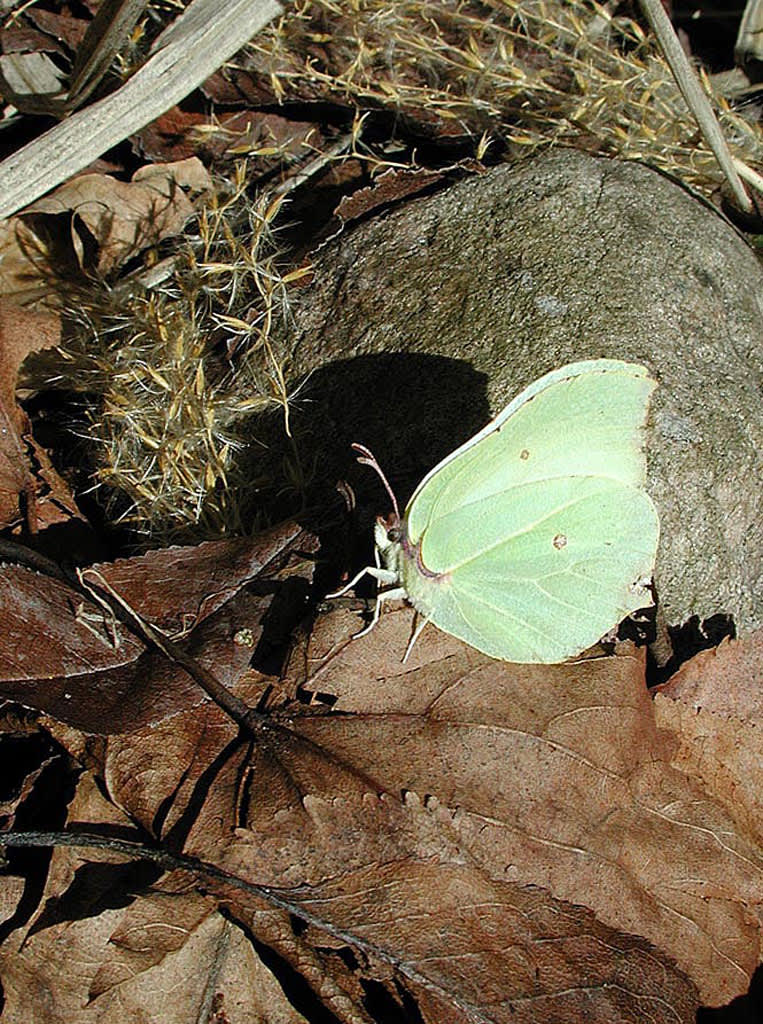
401;477;658;662
399;359;659;662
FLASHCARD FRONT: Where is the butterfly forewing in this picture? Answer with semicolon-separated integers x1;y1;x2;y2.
405;361;655;553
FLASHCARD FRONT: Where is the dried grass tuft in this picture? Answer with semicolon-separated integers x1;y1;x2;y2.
248;0;761;196
55;169;305;543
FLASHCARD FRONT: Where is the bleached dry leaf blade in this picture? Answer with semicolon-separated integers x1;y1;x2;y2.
0;0;282;219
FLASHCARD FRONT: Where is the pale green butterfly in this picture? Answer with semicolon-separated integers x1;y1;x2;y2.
331;359;660;663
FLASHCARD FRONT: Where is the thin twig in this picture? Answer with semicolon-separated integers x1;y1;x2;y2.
0;829;488;1022
0;537;266;734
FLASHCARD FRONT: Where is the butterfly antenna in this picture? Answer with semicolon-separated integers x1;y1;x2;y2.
351;443;400;520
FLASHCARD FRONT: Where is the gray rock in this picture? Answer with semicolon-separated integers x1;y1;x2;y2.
280;149;763;636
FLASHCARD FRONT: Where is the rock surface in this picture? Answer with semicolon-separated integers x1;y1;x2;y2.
278;149;763;636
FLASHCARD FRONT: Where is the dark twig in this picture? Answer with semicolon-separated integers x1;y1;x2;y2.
0;537;266;734
0;828;486;1022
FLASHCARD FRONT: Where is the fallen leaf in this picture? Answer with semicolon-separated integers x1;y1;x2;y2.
0;25;70;61
37;605;711;1018
0;877;26;930
131;106;211;163
0;216;64;306
134;108;322;172
0;160;213;301
653;630;763;848
287;607;763;1007
10;600;760;1018
22;5;90;54
335;167;446;224
0;772;310;1024
86;673;701;1024
229;853;700;1024
22;158;212;274
0;522;314;732
0;300;72;531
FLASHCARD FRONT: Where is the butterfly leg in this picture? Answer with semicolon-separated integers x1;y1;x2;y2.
353;580;407;638
326;564;398;600
328;563;405;638
402;612;432;662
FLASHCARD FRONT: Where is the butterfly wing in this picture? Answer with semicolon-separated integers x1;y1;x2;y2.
400;360;659;662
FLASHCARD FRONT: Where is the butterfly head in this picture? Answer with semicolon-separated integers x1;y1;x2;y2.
351;442;405;571
374;512;403;573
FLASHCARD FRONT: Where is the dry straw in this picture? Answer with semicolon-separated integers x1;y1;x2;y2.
248;0;761;196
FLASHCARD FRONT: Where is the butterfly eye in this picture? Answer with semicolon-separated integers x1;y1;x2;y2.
387;525;402;543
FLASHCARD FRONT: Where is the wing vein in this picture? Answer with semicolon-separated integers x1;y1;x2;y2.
430;485;620;573
453;587;558;647
529;578;617;623
458;574;608;627
430;466;634;522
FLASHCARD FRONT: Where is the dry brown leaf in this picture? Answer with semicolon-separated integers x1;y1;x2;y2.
0;300;74;531
1;23;71;61
232;858;700;1024
0;772;309;1024
0;522;312;732
653;630;763;848
134;108;322;171
286;607;762;1007
26;771;148;925
0;877;26;930
335;166;446;224
92;675;700;1023
1;908;294;1024
0;217;59;306
132;106;212;163
31;608;705;1020
90;521;309;632
13;604;761;1017
0;160;211;301
0;159;211;302
22;158;212;275
22;5;91;54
